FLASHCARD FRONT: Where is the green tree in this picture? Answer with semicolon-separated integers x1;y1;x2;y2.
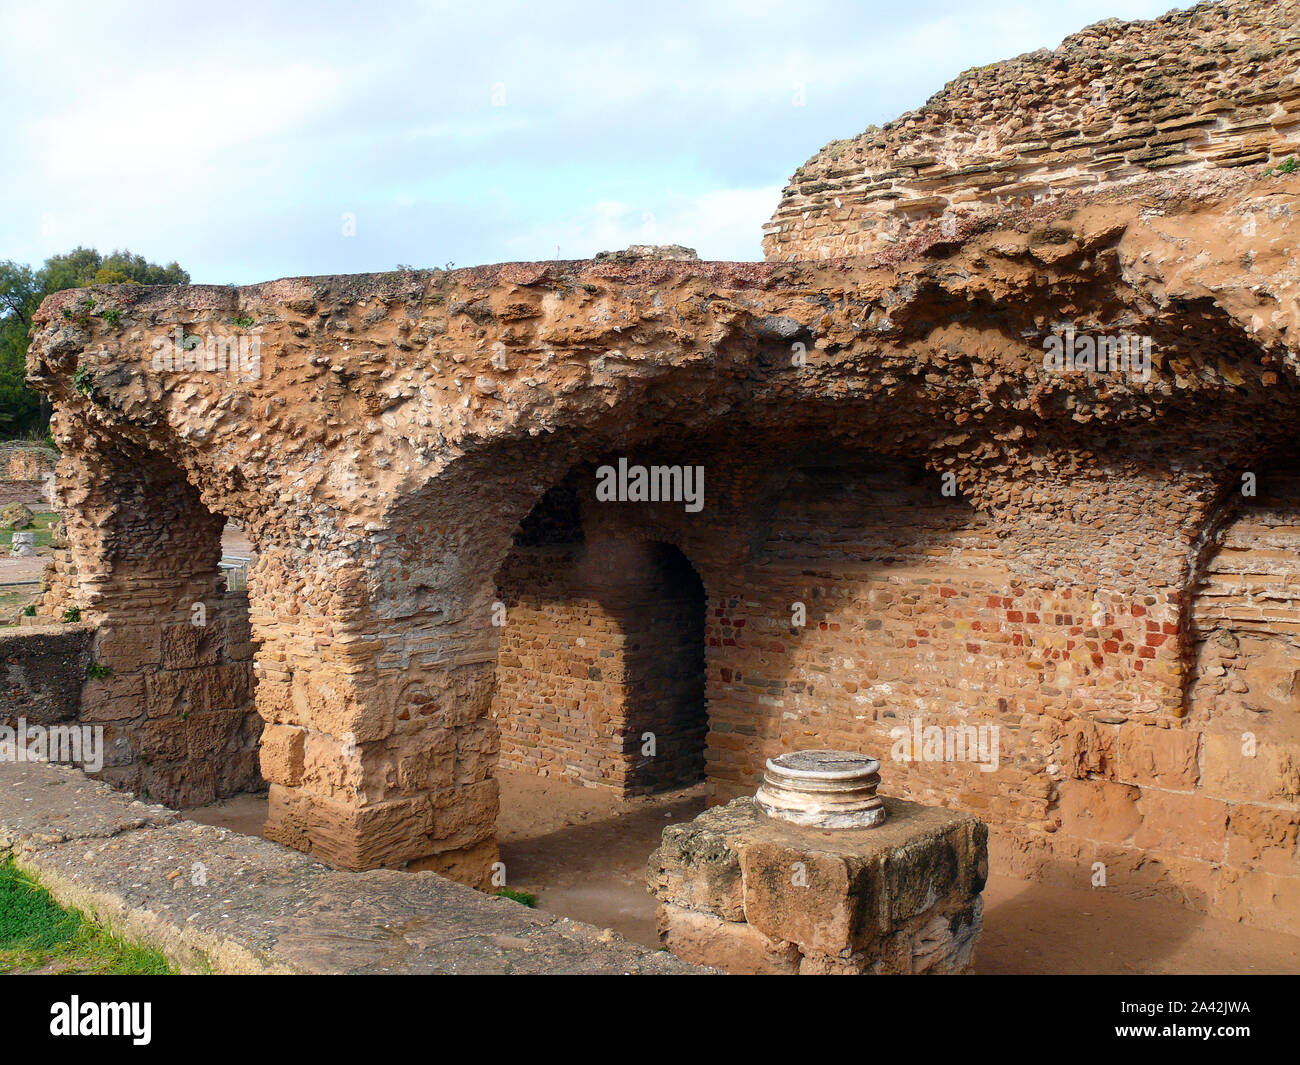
0;248;190;438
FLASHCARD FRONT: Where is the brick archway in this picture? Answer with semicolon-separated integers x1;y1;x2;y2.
492;481;710;796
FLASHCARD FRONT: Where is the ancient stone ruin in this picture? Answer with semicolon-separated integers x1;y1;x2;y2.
0;442;58;508
13;0;1300;942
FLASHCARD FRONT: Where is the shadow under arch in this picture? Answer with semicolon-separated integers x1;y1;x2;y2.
491;469;710;796
1183;442;1300;737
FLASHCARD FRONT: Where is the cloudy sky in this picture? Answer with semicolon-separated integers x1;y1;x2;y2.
1;0;1177;283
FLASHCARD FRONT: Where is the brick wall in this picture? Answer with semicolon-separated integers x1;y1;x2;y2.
493;538;707;794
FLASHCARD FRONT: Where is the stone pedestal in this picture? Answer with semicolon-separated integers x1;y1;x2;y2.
647;796;988;974
10;531;35;557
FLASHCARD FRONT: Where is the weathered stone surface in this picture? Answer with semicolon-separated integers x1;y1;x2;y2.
9;530;35;556
648;797;987;973
0;624;93;726
656;902;800;974
1;502;33;530
0;754;704;974
766;0;1300;261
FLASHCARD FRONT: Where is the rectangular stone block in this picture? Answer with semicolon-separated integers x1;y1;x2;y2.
1132;790;1228;862
646;813;746;921
656;903;800;974
648;796;986;972
1117;724;1200;788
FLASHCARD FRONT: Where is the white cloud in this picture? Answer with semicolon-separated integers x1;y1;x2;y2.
29;63;342;179
0;0;1181;281
505;186;783;262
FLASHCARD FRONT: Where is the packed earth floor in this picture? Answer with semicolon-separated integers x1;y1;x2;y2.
186;773;1300;975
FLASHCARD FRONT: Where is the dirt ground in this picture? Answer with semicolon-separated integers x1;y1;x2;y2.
186;773;1300;975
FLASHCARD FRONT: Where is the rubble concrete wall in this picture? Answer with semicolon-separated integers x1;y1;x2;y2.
0;624;92;725
766;0;1300;260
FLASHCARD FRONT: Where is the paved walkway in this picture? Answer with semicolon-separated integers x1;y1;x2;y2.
0;752;702;975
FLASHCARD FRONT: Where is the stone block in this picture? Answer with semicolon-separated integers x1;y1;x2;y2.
740;841;873;953
1117;724;1200;788
1056;778;1142;844
259;724;306;787
160;622;218;670
1060;719;1118;779
1132;790;1228;862
648;796;986;973
656;902;801;974
1200;731;1300;804
1225;804;1300;877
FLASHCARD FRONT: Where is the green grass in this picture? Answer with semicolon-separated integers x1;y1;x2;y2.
0;860;173;975
0;586;37;623
493;887;538;907
0;510;58;549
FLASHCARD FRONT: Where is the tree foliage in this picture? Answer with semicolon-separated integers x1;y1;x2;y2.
0;248;190;437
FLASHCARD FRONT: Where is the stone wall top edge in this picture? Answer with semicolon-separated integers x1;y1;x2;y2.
30;260;816;324
30;163;1280;327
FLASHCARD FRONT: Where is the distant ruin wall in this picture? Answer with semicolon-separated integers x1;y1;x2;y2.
765;0;1300;260
0;480;48;507
0;444;58;481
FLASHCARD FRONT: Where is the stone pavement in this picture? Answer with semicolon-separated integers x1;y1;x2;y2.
0;751;704;974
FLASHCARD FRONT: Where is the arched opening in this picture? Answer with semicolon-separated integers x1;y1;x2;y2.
493;515;708;795
38;433;263;809
489;470;712;941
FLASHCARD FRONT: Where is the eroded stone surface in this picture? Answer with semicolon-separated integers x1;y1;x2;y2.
766;0;1300;260
648;797;987;973
0;755;703;974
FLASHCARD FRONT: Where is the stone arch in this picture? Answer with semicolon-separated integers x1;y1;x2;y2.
42;423;260;807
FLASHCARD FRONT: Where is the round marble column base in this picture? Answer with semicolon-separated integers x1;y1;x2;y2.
754;750;887;830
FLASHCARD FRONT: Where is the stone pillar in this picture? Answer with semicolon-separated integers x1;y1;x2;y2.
255;543;500;887
50;432;258;804
648;796;988;974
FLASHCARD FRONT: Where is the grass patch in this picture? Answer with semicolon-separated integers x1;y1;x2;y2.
493;887;538;907
0;586;38;623
0;511;58;550
0;860;173;975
